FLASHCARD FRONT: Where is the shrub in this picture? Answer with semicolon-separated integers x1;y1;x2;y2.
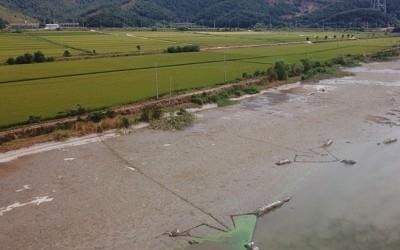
121;117;130;128
105;110;116;119
242;87;259;95
6;57;15;65
6;51;52;65
87;111;105;123
23;53;34;63
63;104;87;117
140;107;163;122
150;109;194;130
152;107;163;120
52;130;70;141
274;61;289;81
63;50;71;57
176;27;189;31
289;63;304;77
167;46;177;53
266;67;278;82
27;115;41;124
34;51;46;63
15;55;25;64
166;44;200;53
190;96;204;105
300;58;313;73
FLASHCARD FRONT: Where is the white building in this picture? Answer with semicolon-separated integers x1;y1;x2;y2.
45;24;60;30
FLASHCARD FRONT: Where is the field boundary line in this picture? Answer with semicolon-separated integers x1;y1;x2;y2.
0;44;373;85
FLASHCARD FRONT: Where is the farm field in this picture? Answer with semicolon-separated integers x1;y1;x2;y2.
0;30;399;128
0;30;384;60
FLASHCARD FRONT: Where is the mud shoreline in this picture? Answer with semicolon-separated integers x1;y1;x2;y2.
1;60;400;250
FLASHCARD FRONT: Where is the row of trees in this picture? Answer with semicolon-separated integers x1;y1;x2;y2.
166;44;200;53
6;51;54;65
306;34;357;41
264;58;337;83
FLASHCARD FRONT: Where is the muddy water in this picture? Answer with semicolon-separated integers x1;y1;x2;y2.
188;62;400;250
189;132;400;250
251;138;400;250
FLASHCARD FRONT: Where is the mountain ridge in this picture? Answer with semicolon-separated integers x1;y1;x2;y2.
0;0;398;28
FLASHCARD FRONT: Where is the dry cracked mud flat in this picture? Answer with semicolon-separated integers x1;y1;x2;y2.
1;60;400;250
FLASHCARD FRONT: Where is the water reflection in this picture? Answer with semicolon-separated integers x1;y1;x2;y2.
257;218;400;250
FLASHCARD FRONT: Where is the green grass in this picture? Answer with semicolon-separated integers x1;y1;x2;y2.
0;31;398;128
0;33;76;61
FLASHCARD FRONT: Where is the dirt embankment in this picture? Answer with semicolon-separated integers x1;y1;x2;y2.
0;77;264;148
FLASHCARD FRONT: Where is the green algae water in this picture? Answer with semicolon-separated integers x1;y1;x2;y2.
188;215;257;250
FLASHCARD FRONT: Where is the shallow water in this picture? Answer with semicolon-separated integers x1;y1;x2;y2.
187;135;400;250
186;60;400;250
251;139;400;250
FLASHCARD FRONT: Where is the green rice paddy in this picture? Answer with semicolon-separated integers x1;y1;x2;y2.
0;30;398;127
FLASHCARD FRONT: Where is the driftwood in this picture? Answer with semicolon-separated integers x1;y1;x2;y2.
275;159;292;166
383;138;397;145
341;160;357;166
255;197;291;217
322;139;333;148
164;229;190;238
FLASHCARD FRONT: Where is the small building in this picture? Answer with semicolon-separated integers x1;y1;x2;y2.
45;24;60;30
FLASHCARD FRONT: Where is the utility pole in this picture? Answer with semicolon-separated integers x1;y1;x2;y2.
336;37;340;57
224;54;227;82
169;77;173;104
154;63;159;99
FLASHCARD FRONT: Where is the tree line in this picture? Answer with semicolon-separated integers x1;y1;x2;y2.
166;45;200;53
6;51;55;65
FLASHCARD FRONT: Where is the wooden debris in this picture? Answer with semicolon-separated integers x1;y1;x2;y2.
255;197;291;217
341;160;357;166
383;138;397;145
275;159;291;166
322;139;333;148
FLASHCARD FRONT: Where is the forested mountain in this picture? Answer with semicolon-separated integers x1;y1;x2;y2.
0;0;398;28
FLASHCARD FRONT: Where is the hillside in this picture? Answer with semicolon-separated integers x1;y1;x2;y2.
0;5;37;23
0;0;398;28
298;0;398;27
